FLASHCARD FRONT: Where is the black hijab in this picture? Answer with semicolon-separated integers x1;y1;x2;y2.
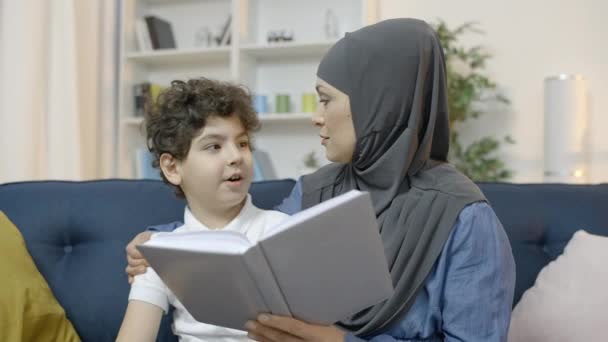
302;18;486;336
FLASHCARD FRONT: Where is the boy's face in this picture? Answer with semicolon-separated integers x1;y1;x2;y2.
166;114;254;214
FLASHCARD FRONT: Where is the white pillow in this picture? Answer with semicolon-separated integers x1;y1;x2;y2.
508;230;608;342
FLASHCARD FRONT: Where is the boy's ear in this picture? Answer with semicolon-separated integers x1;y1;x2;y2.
159;153;182;186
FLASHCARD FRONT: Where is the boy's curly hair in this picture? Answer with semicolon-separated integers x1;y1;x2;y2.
145;77;260;198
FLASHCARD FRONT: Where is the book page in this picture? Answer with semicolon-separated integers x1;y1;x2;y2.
138;246;269;330
145;230;252;254
262;190;362;239
258;190;394;325
243;246;291;316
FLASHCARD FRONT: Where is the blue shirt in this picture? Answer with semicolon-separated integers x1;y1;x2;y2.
151;179;516;342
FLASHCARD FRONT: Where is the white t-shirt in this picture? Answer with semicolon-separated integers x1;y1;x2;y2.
129;195;289;342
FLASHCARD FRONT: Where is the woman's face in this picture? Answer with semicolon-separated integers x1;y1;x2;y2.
313;77;356;163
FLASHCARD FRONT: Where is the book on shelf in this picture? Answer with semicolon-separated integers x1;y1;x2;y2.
144;15;177;50
133;82;164;117
135;18;152;51
134;148;161;180
137;190;394;331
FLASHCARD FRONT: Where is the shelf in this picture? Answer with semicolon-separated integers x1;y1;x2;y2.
139;0;222;4
122;114;313;126
122;117;144;125
258;113;313;122
240;41;336;60
126;47;231;67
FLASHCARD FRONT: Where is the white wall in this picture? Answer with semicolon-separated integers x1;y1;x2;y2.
381;0;608;183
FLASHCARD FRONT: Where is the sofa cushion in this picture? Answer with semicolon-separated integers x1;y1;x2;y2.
507;230;608;341
0;211;81;342
0;179;296;341
478;182;608;306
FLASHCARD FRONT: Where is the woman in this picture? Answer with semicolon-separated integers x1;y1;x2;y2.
126;18;515;342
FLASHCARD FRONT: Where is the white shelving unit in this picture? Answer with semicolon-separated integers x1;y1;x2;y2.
125;47;231;66
119;0;379;179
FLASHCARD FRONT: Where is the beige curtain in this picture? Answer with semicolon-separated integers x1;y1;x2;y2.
0;0;118;183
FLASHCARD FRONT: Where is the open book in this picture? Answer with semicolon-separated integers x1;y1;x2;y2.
137;190;393;331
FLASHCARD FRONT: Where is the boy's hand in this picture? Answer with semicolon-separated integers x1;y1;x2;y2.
125;231;153;283
245;314;346;342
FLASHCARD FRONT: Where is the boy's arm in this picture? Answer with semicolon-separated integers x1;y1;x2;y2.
121;262;171;341
116;300;163;342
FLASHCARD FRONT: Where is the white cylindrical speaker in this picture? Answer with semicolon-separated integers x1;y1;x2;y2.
543;74;589;183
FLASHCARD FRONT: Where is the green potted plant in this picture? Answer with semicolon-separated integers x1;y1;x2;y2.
434;20;514;181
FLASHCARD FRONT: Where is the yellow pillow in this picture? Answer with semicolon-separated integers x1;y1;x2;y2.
0;211;81;342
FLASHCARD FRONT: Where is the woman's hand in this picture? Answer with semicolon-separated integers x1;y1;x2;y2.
245;314;346;342
125;231;153;283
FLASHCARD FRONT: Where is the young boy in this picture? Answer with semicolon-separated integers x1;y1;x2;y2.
116;78;288;341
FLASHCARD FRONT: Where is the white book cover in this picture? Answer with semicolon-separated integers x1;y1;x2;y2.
137;190;394;330
135;19;151;51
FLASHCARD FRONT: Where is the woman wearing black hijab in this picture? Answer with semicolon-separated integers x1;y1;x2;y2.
125;18;515;342
244;18;515;341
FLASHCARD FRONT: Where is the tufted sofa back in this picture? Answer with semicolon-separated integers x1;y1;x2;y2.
477;182;608;305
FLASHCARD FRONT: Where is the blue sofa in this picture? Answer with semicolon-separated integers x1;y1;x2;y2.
1;179;607;341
